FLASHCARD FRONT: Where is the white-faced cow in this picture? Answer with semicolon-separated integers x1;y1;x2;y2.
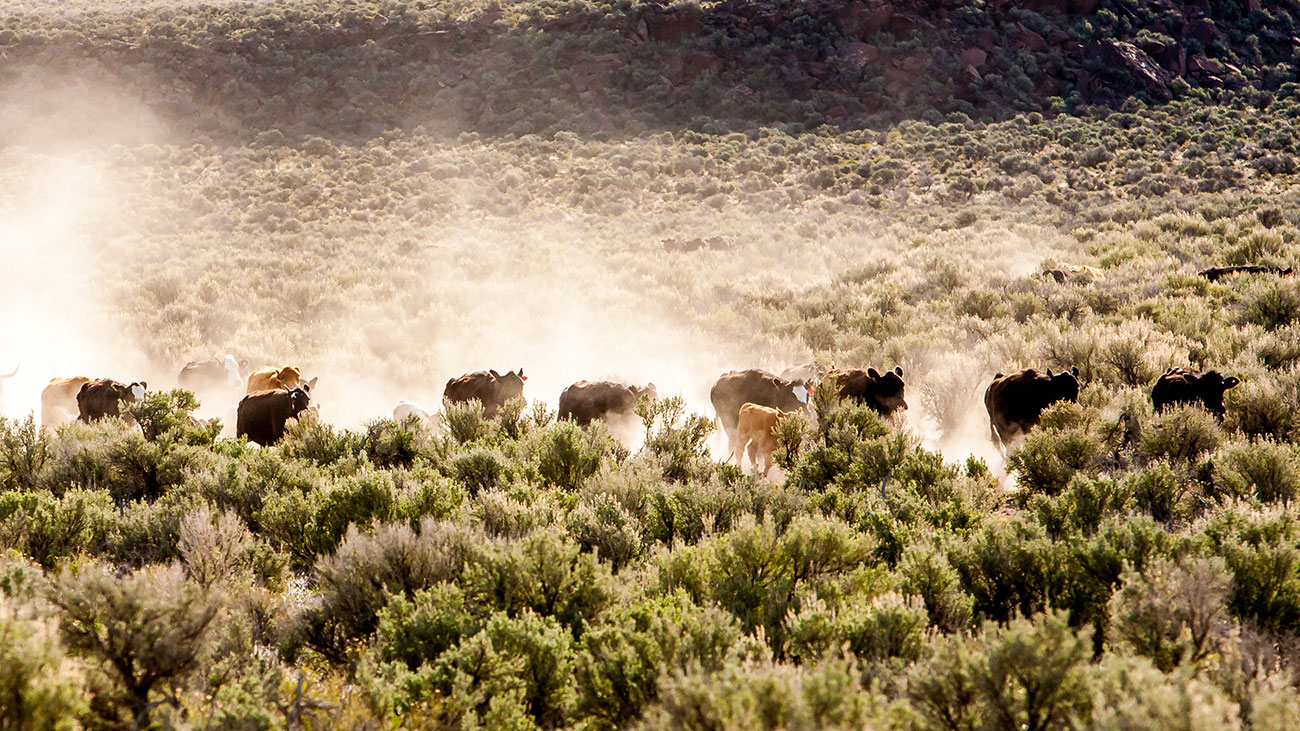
737;402;798;478
1150;367;1240;418
246;365;317;395
443;369;526;419
825;366;908;416
237;387;312;446
710;369;811;463
985;367;1080;454
180;355;248;394
558;381;656;427
77;379;147;423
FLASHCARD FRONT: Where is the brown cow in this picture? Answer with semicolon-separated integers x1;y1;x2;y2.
825;367;908;416
710;370;811;463
985;367;1080;453
1150;367;1240;418
443;369;526;419
77;379;147;422
236;387;312;446
558;381;655;426
246;365;317;395
737;402;797;478
41;377;92;428
180;354;248;394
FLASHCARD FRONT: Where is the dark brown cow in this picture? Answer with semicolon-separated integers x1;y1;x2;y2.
558;381;656;426
443;369;526;419
1150;367;1240;418
179;354;248;394
710;369;811;462
985;367;1080;453
77;379;147;422
237;387;312;446
825;367;908;416
1198;265;1293;282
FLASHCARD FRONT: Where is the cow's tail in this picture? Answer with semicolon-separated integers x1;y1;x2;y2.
0;363;16;380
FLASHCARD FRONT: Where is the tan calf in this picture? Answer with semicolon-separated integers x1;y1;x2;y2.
41;377;91;428
737;402;796;478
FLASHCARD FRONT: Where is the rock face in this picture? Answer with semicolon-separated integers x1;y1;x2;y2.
1089;40;1173;99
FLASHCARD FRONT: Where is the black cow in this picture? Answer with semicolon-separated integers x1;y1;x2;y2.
985;367;1080;453
1198;265;1293;282
1150;367;1240;418
77;379;146;422
237;387;312;446
825;367;908;415
443;369;526;419
710;370;811;462
558;381;656;426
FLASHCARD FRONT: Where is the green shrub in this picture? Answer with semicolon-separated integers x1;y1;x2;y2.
1107;556;1234;672
0;489;117;569
49;562;219;729
465;530;610;635
1208;441;1300;504
1243;279;1300;330
0;417;49;492
949;518;1066;623
1226;382;1295;441
1009;428;1103;498
1089;655;1240;730
1195;503;1300;632
565;492;643;572
1142;406;1222;464
786;591;927;665
534;422;605;490
0;598;87;729
907;611;1093;731
1127;463;1194;524
363;418;427;469
375;582;473;669
897;542;973;632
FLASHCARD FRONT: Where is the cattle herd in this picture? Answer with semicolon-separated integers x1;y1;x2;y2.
6;352;1244;476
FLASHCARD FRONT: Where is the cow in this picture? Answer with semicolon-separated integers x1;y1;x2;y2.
824;367;908;416
1150;367;1240;418
179;355;247;394
779;362;829;384
443;369;526;419
1198;265;1293;282
393;400;436;426
1042;265;1105;283
710;369;811;463
736;402;797;478
246;365;317;395
558;381;656;426
237;387;312;446
985;366;1080;454
0;363;16;413
77;379;147;423
41;377;92;428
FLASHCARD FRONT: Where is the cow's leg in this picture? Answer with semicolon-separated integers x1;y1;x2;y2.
745;439;759;474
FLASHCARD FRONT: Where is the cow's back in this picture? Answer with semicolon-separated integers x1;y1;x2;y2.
711;370;799;429
559;381;638;425
1151;370;1196;413
246;366;303;394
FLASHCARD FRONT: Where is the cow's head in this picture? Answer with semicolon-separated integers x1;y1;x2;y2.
303;376;318;393
223;355;242;386
286;386;312;416
1195;371;1240;415
635;383;658;400
1047;366;1081;403
867;366;908;414
787;379;813;405
122;381;147;402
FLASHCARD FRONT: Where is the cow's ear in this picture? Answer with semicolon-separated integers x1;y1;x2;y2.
1070;366;1079;377
489;369;500;378
867;367;880;378
1046;368;1053;377
306;377;318;392
1225;376;1241;389
139;381;148;389
518;368;525;379
894;366;903;377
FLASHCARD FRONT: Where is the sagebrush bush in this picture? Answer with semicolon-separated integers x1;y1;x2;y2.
1107;556;1235;672
1143;406;1223;464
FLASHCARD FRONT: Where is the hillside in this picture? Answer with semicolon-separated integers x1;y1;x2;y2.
4;1;1300;729
3;0;1300;143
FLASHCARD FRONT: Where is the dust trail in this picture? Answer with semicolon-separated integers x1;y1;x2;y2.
0;156;148;422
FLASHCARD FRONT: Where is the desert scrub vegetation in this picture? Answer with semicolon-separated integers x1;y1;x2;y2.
9;0;1300;727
